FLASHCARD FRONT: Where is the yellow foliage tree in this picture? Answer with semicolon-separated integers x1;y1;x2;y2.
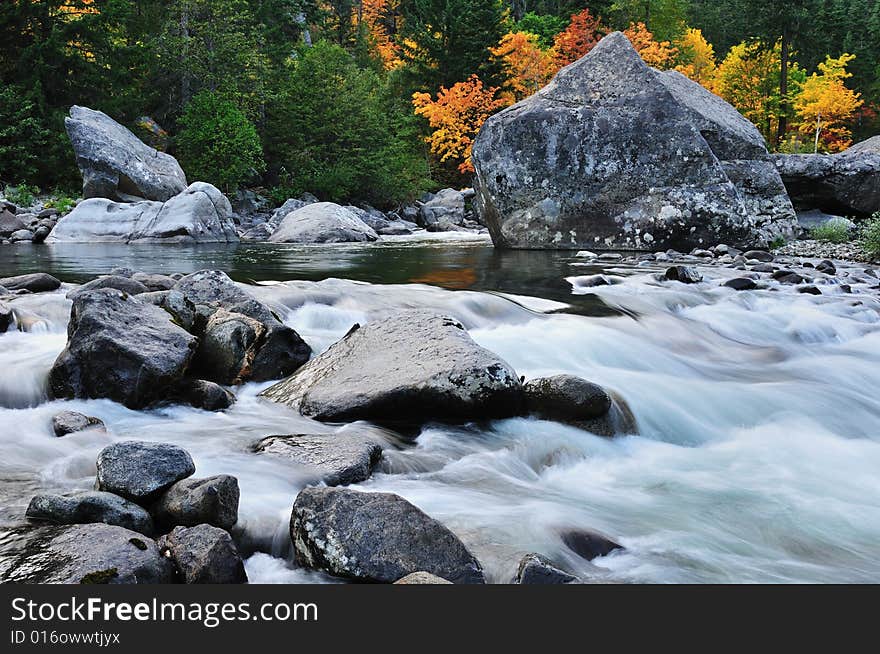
623;22;677;70
794;53;862;152
412;75;509;174
357;0;401;69
674;28;716;88
490;31;558;102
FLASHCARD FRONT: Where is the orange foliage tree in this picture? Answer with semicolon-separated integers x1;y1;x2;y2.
412;74;509;174
624;22;677;70
359;0;400;69
490;31;557;102
551;9;605;67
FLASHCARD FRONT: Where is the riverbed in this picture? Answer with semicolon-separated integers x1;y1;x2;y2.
2;238;879;583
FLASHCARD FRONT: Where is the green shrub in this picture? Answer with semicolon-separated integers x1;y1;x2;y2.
769;235;786;250
810;218;853;243
859;212;880;260
514;12;567;48
44;192;78;214
176;91;265;193
3;184;39;208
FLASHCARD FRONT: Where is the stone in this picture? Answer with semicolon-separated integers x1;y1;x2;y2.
48;289;197;408
9;229;33;242
65;105;187;202
0;209;26;236
773;270;807;284
52;410;105;436
291;487;485;584
0;273;61;293
175;379;236;411
560;528;623;561
158;525;247;584
192;308;265;384
664;265;703;284
524;375;612;422
46;183;238;244
96;441;195;504
26;491;154;535
513;553;578;584
743;250;774;262
131;272;176;291
419;189;466;230
254;432;383;486
260;312;523;424
798;285;822;295
268;202;378;243
0;301;11;332
67;275;150;301
724;277;757;291
0;523;173;584
472;32;796;251
151;475;239;531
816;260;837;275
394;572;453;584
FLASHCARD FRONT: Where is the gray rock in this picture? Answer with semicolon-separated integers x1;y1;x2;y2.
724;277;757;291
175;379;235;411
240;223;274;240
10;228;33;242
524;375;612;421
254;432;383;486
560;528;623;560
67;275;150;301
0;523;173;584
260;312;523;424
65;105;187;202
514;553;578;584
573;391;639;437
48;289;197;408
394;572;453;584
291;487;485;584
26;491;154;535
151;475;239;531
798;285;822;295
816;260;836;275
664;265;703;284
46;183;239;244
158;524;247;584
419;189;466;230
773;270;807;284
796;209;855;231
96;440;195;504
268;202;378;243
174;270;311;382
52;410;105;436
32;224;51;243
0;209;26;236
0;273;61;293
131;272;176;291
193;308;265;384
345;205;390;231
269;198;309;226
472;32;796;251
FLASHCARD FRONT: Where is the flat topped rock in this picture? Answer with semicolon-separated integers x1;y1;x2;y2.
0;273;61;293
26;491;153;535
52;410;105;437
151;475;239;531
260;311;523;424
96;440;195;504
268;202;378;244
254;432;383;486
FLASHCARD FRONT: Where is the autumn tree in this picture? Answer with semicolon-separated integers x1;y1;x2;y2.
412;74;509;176
674;27;716;88
359;0;401;69
794;53;863;152
624;21;677;69
491;31;558;102
610;0;688;41
552;8;606;67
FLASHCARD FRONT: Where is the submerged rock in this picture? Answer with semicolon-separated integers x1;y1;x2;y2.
0;273;61;293
560;528;623;561
472;32;796;251
26;491;154;535
268;202;378;243
158;525;247;584
664;265;703;284
524;375;612;421
174;379;235;411
96;441;195;504
260;311;523;424
65;105;187;202
51;410;105;437
513;553;578;584
254;432;383;486
291;487;485;584
151;475;240;531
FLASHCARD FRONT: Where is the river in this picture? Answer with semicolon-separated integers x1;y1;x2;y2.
2;237;879;583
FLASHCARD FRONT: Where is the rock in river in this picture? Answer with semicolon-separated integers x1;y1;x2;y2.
65;105;187;202
26;491;154;535
254;431;383;486
96;441;195;504
158;525;247;584
513;553;578;584
268;202;378;243
291;487;485;584
151;475;240;531
524;375;612;421
472;32;796;251
260;311;523;424
0;273;61;293
52;410;105;436
48;289;197;408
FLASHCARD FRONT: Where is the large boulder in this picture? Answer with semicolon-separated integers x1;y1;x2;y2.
46;183;238;244
260;311;523;424
291;487;485;584
96;441;195;504
65;105;187;202
26;491;154;535
254;432;383;486
158;525;247;584
773;139;880;217
268;202;378;243
151;475;239;531
0;273;61;293
0;523;173;584
48;289;198;408
174;270;311;382
472;32;797;251
0;209;26;237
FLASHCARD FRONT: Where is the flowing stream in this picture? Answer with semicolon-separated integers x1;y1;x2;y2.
2;239;880;583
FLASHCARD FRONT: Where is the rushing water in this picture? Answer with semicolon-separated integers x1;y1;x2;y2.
2;238;880;583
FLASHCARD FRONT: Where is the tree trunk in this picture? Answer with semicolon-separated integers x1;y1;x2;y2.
776;26;790;147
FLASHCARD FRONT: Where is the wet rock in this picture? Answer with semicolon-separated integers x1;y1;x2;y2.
664;265;703;284
524;375;612;422
560;528;623;561
419;189;466;230
0;302;12;332
751;263;776;273
472;32;796;251
513;553;578;584
0;209;26;237
131;273;176;291
0;273;61;293
10;228;34;242
158;525;247;584
743;250;774;262
254;432;383;486
0;523;173;584
48;289;197;408
268;202;378;243
816;260;837;275
574;391;639;437
724;277;757;291
260;311;523;424
394;572;453;584
193;308;265;385
798;285;822;295
67;275;150;300
291;487;485;584
96;441;195;504
65;105;187;202
52;410;105;436
151;475;239;531
773;270;807;284
26;491;154;535
175;379;235;411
